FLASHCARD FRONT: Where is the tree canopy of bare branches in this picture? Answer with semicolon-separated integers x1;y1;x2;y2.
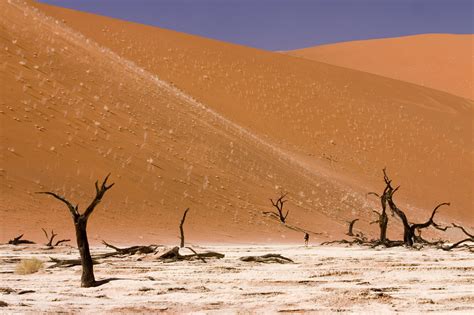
269;193;290;223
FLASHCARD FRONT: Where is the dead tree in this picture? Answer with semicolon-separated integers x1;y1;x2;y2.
8;234;35;245
382;169;449;247
179;208;189;248
42;228;70;247
269;193;290;223
346;219;359;237
367;169;394;244
37;174;114;287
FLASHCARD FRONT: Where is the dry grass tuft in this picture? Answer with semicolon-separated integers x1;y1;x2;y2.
15;258;43;275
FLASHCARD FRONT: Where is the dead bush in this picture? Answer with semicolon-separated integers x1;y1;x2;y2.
15;258;43;275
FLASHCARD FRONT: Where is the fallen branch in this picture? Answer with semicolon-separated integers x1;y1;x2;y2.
321;238;367;246
8;234;35;245
441;223;474;251
48;257;100;268
186;246;207;263
99;241;157;258
157;246;224;262
240;254;294;264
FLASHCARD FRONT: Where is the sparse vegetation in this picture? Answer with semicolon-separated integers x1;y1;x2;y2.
15;258;43;275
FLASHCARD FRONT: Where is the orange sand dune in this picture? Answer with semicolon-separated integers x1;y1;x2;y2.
33;3;473;217
287;34;474;100
0;1;472;244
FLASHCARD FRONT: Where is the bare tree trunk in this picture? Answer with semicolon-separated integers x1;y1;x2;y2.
381;169;449;247
37;174;114;288
75;217;95;287
368;179;390;244
179;208;189;248
379;212;388;243
346;219;359;236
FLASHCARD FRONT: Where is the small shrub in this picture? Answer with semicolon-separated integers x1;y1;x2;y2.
15;258;43;275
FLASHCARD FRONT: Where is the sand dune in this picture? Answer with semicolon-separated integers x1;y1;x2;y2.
0;0;360;244
286;34;474;100
32;3;473;218
0;1;472;244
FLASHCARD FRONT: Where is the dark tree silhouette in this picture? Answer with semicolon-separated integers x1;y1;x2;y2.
37;174;114;287
442;223;474;251
381;169;449;247
42;228;70;247
8;234;35;245
346;219;359;237
179;208;190;248
270;193;290;223
367;170;393;244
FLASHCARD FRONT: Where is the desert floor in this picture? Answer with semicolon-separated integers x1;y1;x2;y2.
0;244;473;314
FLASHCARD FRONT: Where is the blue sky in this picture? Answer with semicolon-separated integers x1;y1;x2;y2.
39;0;473;50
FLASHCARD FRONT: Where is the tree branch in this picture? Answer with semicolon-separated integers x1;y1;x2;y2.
36;192;79;218
83;174;114;219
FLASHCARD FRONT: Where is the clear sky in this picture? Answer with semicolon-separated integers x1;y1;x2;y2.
38;0;473;51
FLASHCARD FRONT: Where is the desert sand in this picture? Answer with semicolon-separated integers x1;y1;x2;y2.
0;244;473;313
0;1;472;245
286;34;474;100
32;2;473;225
1;1;473;313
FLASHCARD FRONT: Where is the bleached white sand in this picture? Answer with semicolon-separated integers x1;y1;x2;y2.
0;244;473;314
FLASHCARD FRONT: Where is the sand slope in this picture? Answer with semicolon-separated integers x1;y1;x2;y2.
287;34;474;100
0;1;472;244
32;3;473;220
0;0;369;244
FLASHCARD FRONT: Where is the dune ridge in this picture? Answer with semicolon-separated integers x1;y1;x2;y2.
286;34;474;100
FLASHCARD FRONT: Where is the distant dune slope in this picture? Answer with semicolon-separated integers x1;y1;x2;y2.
1;1;471;243
287;34;474;100
32;2;473;221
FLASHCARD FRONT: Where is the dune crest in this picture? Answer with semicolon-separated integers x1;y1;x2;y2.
287;34;474;100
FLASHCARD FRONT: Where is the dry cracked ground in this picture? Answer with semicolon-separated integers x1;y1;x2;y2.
0;244;473;313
